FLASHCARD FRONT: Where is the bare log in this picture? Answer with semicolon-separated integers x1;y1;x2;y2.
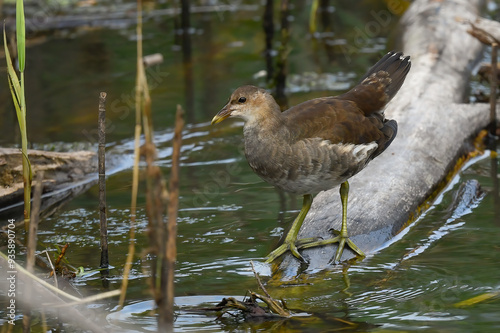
0;148;97;225
277;0;494;276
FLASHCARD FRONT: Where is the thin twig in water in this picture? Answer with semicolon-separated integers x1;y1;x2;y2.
249;261;290;317
250;260;272;299
43;250;58;289
98;92;109;273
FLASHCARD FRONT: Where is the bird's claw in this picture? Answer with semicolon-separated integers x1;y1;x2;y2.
296;234;365;264
265;241;308;264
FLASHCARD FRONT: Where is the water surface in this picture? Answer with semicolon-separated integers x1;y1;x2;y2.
0;1;499;332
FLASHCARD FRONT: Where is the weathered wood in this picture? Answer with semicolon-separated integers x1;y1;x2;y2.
276;0;494;276
0;148;97;224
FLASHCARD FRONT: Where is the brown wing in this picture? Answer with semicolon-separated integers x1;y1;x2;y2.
283;97;387;145
282;51;410;156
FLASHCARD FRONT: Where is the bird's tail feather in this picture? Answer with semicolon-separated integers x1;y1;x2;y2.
337;51;411;116
361;51;411;102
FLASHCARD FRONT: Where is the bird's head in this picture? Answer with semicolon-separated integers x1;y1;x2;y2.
211;85;279;125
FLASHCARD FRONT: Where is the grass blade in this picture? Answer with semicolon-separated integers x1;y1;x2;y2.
3;26;21;98
16;0;26;72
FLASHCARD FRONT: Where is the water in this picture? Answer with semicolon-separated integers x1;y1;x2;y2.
1;1;499;332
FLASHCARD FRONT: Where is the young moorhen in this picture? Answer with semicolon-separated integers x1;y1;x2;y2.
212;51;411;263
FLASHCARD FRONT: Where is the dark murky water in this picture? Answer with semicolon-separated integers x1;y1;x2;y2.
1;1;499;332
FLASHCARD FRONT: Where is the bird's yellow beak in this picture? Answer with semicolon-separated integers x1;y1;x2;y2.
211;105;231;125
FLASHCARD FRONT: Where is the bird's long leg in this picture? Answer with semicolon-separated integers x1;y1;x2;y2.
336;181;365;261
265;194;313;263
297;181;365;263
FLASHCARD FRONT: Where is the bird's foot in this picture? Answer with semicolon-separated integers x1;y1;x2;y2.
265;239;309;264
265;194;314;264
297;233;365;263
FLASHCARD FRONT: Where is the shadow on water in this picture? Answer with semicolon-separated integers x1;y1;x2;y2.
0;1;499;332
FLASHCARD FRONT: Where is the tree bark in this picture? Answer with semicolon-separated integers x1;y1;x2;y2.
0;148;97;225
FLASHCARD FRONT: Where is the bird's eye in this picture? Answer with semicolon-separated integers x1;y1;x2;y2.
238;97;247;103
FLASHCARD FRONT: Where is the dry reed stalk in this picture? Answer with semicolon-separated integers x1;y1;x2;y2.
118;120;142;309
118;0;146;310
119;3;183;331
164;105;184;327
23;171;44;332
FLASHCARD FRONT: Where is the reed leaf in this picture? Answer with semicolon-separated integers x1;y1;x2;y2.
3;27;21;101
7;76;22;126
16;0;26;72
3;8;31;229
3;27;24;131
